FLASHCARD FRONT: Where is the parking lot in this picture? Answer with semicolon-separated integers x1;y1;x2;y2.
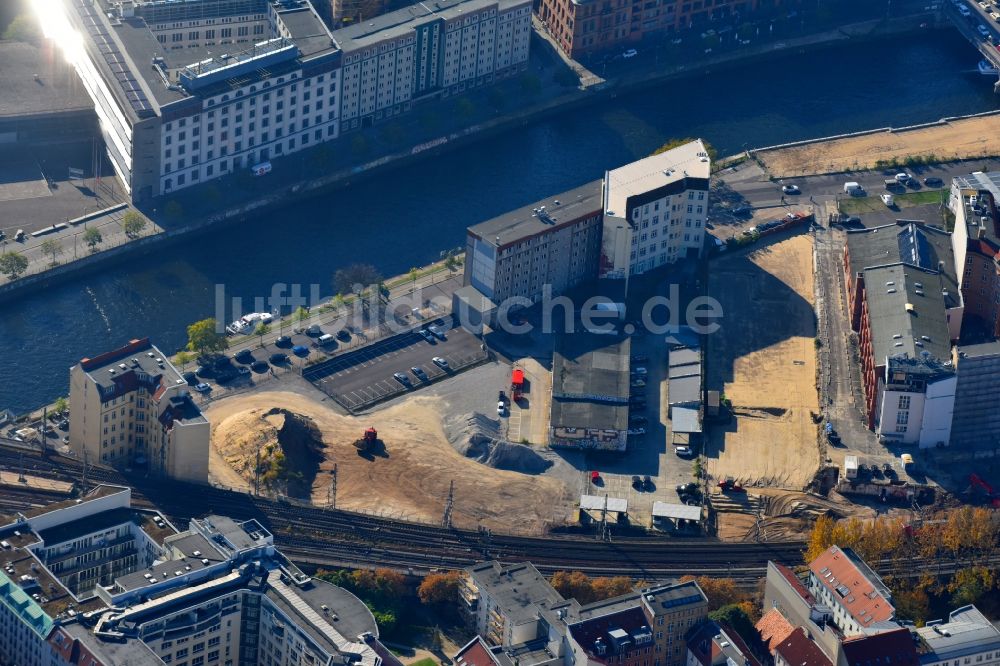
304;321;489;412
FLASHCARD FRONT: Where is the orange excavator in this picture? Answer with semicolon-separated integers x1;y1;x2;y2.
354;427;381;454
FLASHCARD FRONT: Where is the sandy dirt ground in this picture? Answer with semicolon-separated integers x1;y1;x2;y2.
713;488;880;541
758;114;1000;177
202;389;573;534
705;235;821;490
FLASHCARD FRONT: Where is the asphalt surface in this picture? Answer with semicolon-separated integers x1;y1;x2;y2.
304;321;488;411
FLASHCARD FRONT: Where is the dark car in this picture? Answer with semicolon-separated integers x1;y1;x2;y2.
251;361;269;374
923;177;944;187
275;335;292;348
629;415;648;425
336;329;351;342
393;372;411;386
216;368;237;383
182;371;198;386
269;353;289;364
292;345;310;357
883;463;897;478
499;390;506;402
871;466;884;479
234;349;255;364
411;366;428;381
632;475;642;489
643;475;653;491
631;355;649;363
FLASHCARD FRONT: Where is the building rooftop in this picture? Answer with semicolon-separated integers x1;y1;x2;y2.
841;627;918;666
953;172;1000;245
914;605;1000;662
687;621;762;666
862;264;953;364
667;347;701;367
755;608;796;652
773;627;832;666
273;4;338;57
331;0;525;52
21;484;127;519
667;374;701;406
455;636;515;666
467;561;564;625
958;339;1000;357
79;338;187;393
36;507;139;546
604;139;711;222
550;329;630;432
467;180;604;250
567;606;651;665
809;546;895;630
0;40;94;119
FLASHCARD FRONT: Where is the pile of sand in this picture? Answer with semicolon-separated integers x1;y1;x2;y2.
443;412;552;474
212;407;323;498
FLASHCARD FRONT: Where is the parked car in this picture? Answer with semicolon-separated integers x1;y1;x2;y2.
895;172;911;183
411;366;427;381
432;356;449;369
336;329;351;342
393;372;411;385
632;367;647;375
234;349;254;364
590;471;601;484
498;390;506;402
631;379;646;388
781;184;800;194
418;328;436;343
194;383;211;393
629;415;648;425
237;366;251;376
292;345;310;357
622;48;638;58
269;353;288;364
675;446;692;457
307;324;323;337
428;325;447;340
497;400;505;416
923;177;944;187
643;475;653;491
182;371;197;386
632;475;643;489
978;24;991;38
275;335;292;347
631;354;649;363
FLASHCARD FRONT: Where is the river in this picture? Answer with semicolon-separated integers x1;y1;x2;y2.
0;29;995;414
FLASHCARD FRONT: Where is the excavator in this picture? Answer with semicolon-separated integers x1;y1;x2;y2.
354;427;383;456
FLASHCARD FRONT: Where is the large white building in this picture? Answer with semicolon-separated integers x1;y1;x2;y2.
0;485;400;666
331;0;531;133
599;139;711;283
69;337;209;483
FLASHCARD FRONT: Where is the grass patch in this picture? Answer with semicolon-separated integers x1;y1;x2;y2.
409;659;439;666
839;189;946;215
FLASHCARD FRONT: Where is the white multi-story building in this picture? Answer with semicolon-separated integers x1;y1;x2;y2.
53;0;341;202
0;484;400;666
599;139;711;283
69;337;210;483
331;0;531;132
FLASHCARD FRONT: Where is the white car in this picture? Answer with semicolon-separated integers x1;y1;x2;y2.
622;48;638;58
632;367;648;375
978;24;991;38
497;401;506;416
432;356;449;368
194;383;211;393
895;172;911;183
428;325;447;340
675;446;692;457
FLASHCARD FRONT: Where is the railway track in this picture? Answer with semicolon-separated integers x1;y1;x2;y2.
0;447;807;577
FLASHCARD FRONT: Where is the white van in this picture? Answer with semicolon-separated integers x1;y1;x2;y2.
880;193;894;207
843;181;863;195
251;161;272;176
317;333;336;346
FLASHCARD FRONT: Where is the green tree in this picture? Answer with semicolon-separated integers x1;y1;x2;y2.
709;604;759;651
456;97;475;118
122;211;148;239
53;397;69;414
3;15;40;42
82;227;103;252
174;351;196;370
0;252;29;280
653;137;718;162
254;322;271;348
164;200;184;220
186;318;229;354
409;267;419;288
40;238;63;266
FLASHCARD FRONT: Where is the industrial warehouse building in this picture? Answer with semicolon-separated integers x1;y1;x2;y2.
54;0;530;202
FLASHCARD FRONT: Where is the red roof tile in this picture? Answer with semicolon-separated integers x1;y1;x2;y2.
841;628;918;666
455;636;505;666
773;627;832;666
756;609;796;652
809;546;894;629
773;562;815;605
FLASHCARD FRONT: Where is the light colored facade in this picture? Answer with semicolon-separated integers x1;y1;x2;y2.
600;140;711;283
69;337;209;483
461;561;564;647
464;181;604;305
331;0;531;133
55;0;341;201
876;357;956;448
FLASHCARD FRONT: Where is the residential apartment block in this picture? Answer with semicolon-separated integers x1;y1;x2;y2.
950;172;1000;339
759;546;1000;666
599;139;710;283
950;340;1000;449
458;560;708;666
464;181;604;306
536;0;799;59
0;484;400;666
69;337;209;483
332;0;531;133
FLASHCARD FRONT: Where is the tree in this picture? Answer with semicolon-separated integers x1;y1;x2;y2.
0;252;29;280
948;566;995;607
680;576;746;612
187;318;229;353
550;572;635;605
591;576;635;600
3;14;40;42
122;211;148;239
174;351;196;370
82;227;103;252
53;397;69;414
409;267;419;288
709;603;762;654
334;263;382;297
40;238;63;266
164;200;184;220
653;138;718;162
891;583;931;625
254;322;271;348
418;571;463;606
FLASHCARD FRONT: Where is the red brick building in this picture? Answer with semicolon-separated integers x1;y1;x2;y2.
537;0;797;59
